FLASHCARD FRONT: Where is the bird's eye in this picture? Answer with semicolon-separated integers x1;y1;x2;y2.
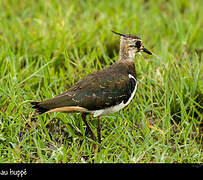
136;41;141;48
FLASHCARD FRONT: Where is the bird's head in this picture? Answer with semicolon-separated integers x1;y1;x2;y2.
112;30;152;60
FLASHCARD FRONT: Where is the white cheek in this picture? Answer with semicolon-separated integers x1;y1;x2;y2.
129;50;136;59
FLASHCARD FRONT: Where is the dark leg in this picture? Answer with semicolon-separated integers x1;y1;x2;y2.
81;113;97;142
97;117;101;143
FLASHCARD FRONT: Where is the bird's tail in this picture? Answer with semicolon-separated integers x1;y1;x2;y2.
31;101;49;115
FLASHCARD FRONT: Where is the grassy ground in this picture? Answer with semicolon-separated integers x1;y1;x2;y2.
0;0;202;163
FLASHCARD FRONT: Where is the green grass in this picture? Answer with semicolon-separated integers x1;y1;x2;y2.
0;0;202;163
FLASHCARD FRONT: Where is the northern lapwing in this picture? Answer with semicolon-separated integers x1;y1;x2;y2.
31;31;152;143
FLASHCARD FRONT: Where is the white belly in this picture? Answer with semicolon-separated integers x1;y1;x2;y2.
90;74;137;117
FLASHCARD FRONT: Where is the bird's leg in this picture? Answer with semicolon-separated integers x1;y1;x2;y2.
97;117;101;143
81;113;97;142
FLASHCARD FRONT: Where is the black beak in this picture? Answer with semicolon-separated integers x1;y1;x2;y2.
142;47;152;55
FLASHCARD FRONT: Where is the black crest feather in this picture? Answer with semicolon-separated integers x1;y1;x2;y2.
112;30;140;39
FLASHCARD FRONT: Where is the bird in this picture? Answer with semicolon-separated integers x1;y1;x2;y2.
31;30;152;144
